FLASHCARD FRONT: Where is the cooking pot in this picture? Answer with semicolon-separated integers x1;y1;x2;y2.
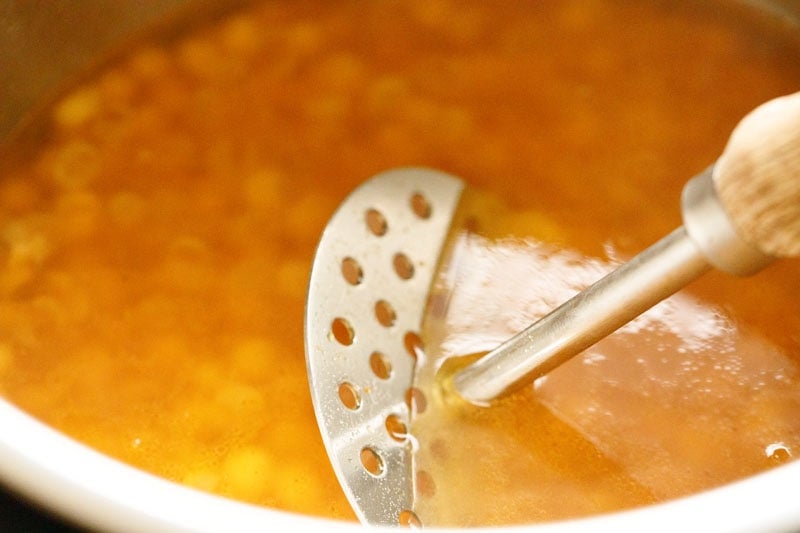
1;1;800;531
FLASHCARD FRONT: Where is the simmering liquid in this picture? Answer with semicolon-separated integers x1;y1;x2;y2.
413;213;800;525
0;0;798;526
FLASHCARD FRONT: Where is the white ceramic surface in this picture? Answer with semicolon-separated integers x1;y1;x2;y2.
1;397;800;532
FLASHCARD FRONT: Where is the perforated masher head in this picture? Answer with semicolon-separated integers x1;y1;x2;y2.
304;168;464;526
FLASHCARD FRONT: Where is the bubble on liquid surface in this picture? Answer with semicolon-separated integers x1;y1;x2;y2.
765;442;792;464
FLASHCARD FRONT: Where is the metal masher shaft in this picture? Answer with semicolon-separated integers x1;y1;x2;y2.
452;166;776;405
453;89;800;404
452;225;710;404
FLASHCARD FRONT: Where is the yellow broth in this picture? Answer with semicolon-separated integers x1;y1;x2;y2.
0;0;798;526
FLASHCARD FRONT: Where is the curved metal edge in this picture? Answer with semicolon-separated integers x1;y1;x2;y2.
0;399;357;533
304;167;465;525
0;390;800;532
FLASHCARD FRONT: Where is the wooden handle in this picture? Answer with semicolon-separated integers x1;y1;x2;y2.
714;91;800;258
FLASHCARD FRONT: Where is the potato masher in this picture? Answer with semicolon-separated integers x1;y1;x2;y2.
304;92;800;525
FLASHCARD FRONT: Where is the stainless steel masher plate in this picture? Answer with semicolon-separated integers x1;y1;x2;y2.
304;167;464;526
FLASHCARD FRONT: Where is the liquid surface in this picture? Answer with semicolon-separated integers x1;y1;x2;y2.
0;0;799;526
413;225;800;525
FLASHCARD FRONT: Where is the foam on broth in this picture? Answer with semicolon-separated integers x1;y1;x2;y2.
0;0;798;526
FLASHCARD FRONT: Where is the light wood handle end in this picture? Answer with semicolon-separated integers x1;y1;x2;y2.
714;91;800;258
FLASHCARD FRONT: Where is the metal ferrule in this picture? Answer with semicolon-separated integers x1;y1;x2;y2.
681;166;774;276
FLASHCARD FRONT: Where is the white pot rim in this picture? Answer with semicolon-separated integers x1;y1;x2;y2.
0;397;798;532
